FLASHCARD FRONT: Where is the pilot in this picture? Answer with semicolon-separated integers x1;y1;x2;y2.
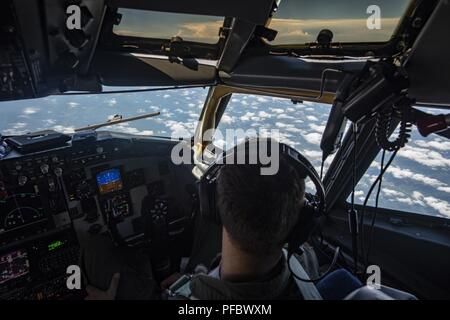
82;152;318;300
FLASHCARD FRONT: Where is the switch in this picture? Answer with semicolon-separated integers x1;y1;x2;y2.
18;175;27;186
40;164;49;174
54;167;63;177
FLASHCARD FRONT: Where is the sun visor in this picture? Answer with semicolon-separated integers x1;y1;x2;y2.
90;52;218;87
106;0;275;25
220;56;366;96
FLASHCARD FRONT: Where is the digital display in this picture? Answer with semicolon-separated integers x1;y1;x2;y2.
48;240;64;252
0;249;30;285
96;169;123;195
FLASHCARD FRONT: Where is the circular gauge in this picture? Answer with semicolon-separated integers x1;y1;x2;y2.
4;207;42;229
0;191;45;232
150;200;168;222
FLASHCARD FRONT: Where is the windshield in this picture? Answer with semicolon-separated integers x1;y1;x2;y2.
114;8;224;44
269;0;411;45
213;94;339;193
0;88;208;139
353;107;450;219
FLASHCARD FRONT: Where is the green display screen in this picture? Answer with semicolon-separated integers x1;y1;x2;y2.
48;240;64;251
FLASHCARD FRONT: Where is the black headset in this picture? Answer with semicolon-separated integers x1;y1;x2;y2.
197;138;327;261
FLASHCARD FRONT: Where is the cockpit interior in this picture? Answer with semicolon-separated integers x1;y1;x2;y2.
0;0;449;300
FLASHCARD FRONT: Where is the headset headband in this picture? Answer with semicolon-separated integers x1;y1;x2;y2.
200;138;326;214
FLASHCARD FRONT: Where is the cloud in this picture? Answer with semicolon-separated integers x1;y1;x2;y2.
422;196;450;218
397;146;450;168
355;191;365;197
304;133;322;145
43;119;56;126
110;123;154;136
306;115;319;122
3;122;29;135
52;125;75;134
116;20;223;44
305;180;315;191
396;197;415;206
23;107;39;115
258;111;272;119
277;114;294;120
387;166;449;191
438;187;450;194
411;191;450;218
382;189;405;198
175;20;223;43
165;120;194;138
275;122;294;130
221;114;235;124
257;97;270;103
270;108;285;114
107;98;117;107
302;149;322;160
68;102;80;108
269;18;399;44
286;127;304;134
240;112;255;122
415;140;450;151
309;124;325;133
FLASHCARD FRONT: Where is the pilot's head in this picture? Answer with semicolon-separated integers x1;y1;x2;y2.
216;155;306;257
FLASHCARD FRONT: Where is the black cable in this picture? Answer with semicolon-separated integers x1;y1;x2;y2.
358;149;399;270
349;124;359;274
351;125;358;207
376;99;412;152
320;159;325;180
365;150;386;268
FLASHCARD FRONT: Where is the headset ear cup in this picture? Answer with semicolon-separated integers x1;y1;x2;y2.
210;182;221;225
288;204;320;255
198;180;209;220
198;178;221;225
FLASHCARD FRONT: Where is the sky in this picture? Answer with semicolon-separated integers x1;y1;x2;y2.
113;0;412;45
0;88;448;219
270;0;411;44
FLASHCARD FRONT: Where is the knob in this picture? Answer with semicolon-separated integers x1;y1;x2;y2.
40;164;49;174
54;167;63;177
0;181;7;200
48;178;56;192
18;175;27;186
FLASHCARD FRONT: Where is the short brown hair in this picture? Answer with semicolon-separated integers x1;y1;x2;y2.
216;156;305;255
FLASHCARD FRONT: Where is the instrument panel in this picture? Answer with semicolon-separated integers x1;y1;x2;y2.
0;132;198;299
0;249;29;285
